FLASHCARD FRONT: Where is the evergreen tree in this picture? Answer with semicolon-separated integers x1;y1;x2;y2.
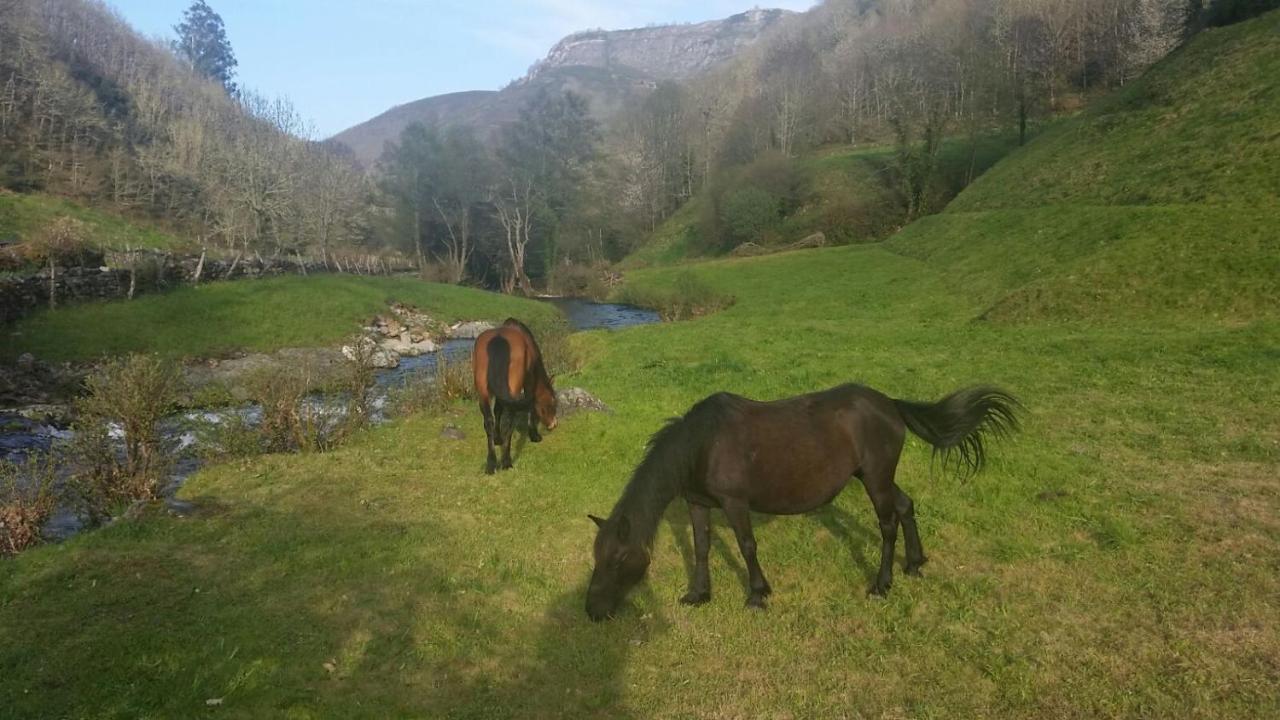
172;1;238;94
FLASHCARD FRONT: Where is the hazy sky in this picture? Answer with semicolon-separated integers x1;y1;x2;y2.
106;1;816;139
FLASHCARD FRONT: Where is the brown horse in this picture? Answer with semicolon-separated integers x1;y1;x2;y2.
585;383;1021;620
473;318;557;474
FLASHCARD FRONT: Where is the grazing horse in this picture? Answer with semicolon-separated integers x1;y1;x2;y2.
585;383;1020;620
473;318;557;474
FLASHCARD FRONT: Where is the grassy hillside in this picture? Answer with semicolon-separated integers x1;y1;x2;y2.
5;275;557;362
625;133;1021;268
951;13;1280;210
2;245;1276;718
885;12;1280;322
0;192;187;253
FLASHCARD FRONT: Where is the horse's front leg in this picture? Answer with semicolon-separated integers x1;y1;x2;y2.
680;501;712;606
480;399;498;475
527;411;542;443
722;499;772;609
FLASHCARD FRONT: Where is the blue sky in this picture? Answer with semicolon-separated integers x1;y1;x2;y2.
106;1;816;139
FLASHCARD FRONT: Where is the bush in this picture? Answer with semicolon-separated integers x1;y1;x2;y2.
67;354;183;523
548;261;610;300
720;187;782;247
1201;0;1280;27
615;272;735;321
0;454;58;557
389;351;476;417
20;217;100;267
226;345;378;455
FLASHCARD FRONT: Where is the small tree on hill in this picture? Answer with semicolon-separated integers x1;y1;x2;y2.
173;1;239;95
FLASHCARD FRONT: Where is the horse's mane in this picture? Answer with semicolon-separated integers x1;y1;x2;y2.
611;395;733;548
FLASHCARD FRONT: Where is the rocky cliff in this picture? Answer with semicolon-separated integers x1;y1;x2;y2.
527;9;790;81
331;8;792;167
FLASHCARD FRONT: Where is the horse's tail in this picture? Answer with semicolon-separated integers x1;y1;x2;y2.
893;386;1021;479
485;335;522;404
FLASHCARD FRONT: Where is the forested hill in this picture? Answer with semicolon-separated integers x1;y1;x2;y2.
0;0;370;261
329;9;791;167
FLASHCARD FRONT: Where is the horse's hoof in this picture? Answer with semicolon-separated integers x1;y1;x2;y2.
529;434;542;443
485;464;496;475
905;556;928;577
868;582;891;597
501;459;513;470
759;582;773;597
745;595;768;610
680;591;710;606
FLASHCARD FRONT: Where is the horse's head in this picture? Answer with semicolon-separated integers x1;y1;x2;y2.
585;513;649;621
535;375;558;430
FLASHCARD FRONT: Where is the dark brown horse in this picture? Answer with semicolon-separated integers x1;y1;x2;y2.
585;383;1020;620
473;318;557;474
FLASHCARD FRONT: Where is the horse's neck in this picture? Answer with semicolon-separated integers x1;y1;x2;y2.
613;461;680;547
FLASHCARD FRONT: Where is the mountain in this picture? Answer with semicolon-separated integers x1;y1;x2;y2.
528;8;790;81
330;9;792;167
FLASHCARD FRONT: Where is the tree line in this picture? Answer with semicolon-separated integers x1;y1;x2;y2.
0;0;374;265
4;0;1274;291
377;0;1219;286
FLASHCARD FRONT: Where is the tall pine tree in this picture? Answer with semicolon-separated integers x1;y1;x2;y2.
172;1;238;94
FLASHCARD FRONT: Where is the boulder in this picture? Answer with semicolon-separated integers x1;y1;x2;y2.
449;320;496;339
343;337;399;369
555;387;611;416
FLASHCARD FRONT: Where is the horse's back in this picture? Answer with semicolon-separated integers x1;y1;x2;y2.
690;385;904;514
474;323;542;403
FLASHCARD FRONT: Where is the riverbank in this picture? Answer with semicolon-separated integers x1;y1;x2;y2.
2;297;656;546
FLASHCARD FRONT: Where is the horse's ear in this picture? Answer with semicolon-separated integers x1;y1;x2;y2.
588;514;606;529
616;515;630;542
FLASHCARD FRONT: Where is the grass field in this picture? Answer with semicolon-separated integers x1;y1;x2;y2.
3;11;1279;719
4;275;559;362
0;192;186;253
2;244;1276;718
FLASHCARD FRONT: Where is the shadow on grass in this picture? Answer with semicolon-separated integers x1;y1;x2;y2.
434;583;662;720
809;502;878;584
663;495;880;602
0;494;653;719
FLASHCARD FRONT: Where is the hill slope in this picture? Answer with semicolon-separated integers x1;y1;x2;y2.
330;9;791;166
887;11;1280;322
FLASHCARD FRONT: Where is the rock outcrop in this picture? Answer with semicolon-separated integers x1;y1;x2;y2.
330;9;792;166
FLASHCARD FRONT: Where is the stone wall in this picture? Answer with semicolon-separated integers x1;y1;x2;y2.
0;253;409;325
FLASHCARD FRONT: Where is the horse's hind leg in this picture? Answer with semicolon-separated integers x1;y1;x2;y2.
480;400;498;475
680;501;712;606
722;498;772;609
895;486;927;576
862;470;900;596
498;404;515;470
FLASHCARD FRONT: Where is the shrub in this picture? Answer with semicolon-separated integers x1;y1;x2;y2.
720;187;782;247
67;353;183;522
20;217;100;267
1201;0;1280;27
389;351;476;417
0;453;58;557
244;363;329;453
548;261;609;300
615;272;735;321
